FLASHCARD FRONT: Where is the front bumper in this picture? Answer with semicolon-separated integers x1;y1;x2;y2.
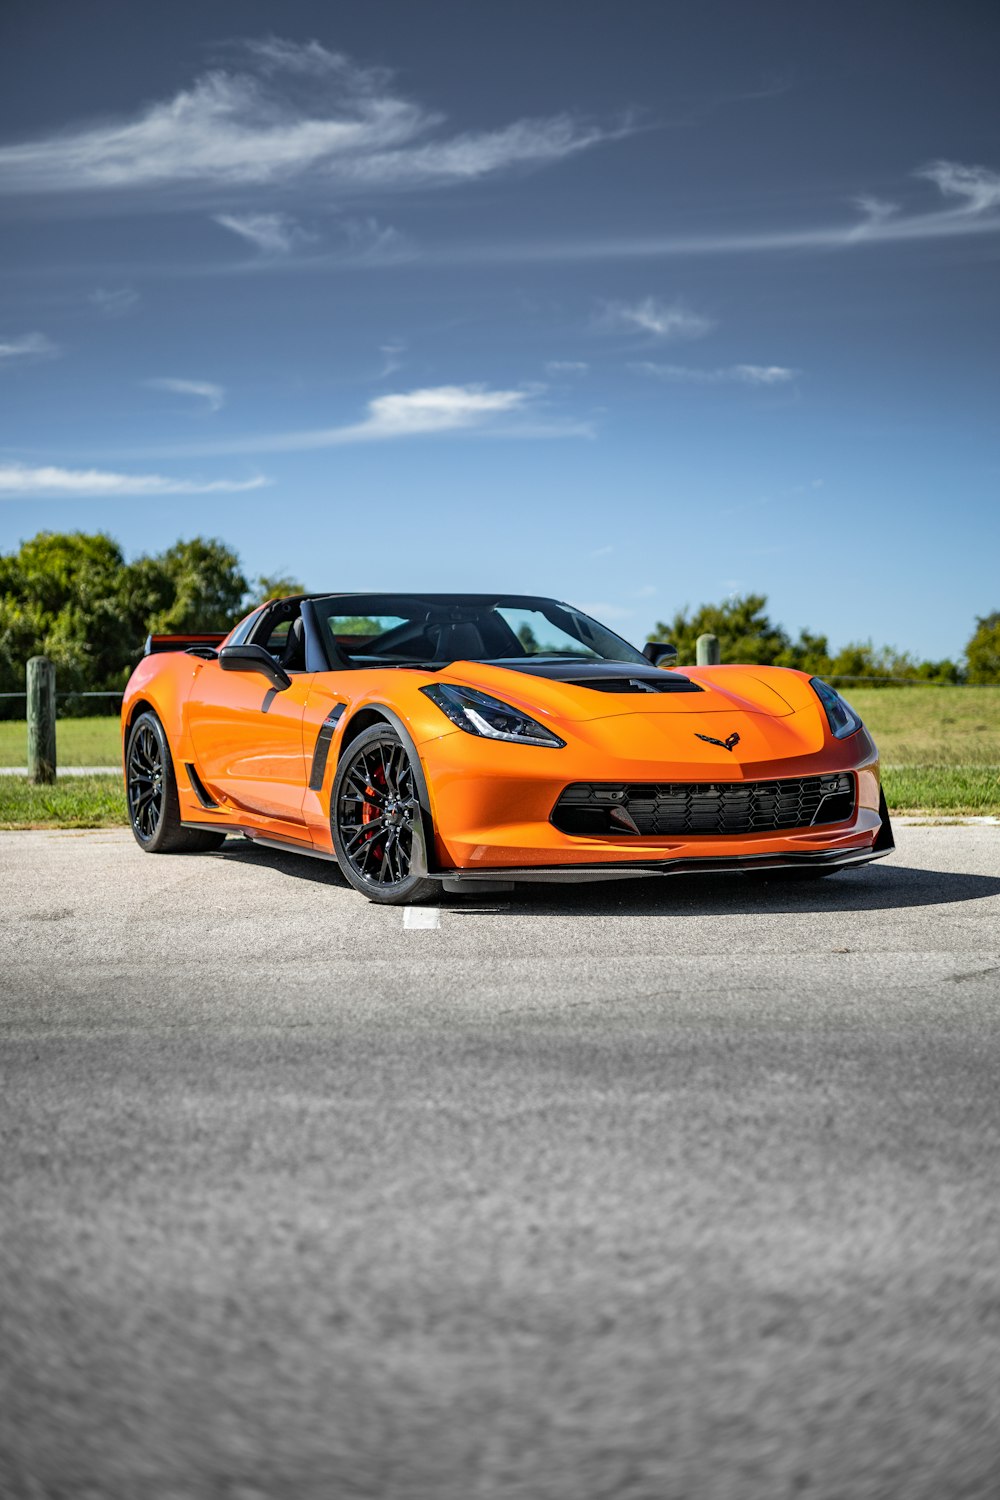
421;722;887;874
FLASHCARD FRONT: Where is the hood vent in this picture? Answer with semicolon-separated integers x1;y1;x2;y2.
580;676;703;695
497;660;703;694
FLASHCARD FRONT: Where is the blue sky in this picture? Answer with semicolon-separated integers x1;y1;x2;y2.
1;0;997;660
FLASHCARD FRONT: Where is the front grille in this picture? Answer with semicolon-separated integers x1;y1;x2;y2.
552;774;855;837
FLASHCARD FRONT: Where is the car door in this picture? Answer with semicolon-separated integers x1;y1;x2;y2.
186;608;311;826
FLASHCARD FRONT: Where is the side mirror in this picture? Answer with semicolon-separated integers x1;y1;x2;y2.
643;641;677;667
218;643;291;692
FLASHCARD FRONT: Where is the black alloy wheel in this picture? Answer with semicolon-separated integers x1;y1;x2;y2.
125;710;225;854
331;725;437;904
127;718;164;842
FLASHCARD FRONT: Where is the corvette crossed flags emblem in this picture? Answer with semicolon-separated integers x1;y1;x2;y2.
695;731;741;752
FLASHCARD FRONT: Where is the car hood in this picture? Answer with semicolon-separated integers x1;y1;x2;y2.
442;658;809;723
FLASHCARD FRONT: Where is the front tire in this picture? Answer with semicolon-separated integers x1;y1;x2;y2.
125;710;225;854
331;725;437;905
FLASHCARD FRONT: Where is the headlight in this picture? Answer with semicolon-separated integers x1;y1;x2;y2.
810;678;862;739
421;683;566;747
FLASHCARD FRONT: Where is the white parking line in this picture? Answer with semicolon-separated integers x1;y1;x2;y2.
403;905;441;930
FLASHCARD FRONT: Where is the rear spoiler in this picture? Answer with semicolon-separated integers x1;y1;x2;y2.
144;632;228;657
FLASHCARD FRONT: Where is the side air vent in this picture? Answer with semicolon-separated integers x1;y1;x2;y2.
552;774;856;837
185;763;219;809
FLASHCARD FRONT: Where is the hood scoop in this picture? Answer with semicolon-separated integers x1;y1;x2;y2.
499;660;703;695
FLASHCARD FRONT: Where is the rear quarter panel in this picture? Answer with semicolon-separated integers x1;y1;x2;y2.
121;652;203;769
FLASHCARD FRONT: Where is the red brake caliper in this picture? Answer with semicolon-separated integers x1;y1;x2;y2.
362;764;386;860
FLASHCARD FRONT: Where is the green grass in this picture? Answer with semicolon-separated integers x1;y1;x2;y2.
0;774;127;829
0;714;121;767
881;765;1000;816
846;685;1000;766
0;689;998;826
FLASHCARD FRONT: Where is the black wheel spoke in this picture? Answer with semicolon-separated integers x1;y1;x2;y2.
336;735;418;887
127;722;164;842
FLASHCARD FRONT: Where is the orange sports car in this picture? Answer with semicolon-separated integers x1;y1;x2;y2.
121;592;894;904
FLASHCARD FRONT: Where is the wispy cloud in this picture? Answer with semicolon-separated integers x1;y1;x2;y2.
379;342;406;377
599;297;713;340
122;383;584;457
0;332;59;361
145;377;225;412
0;37;626;202
333;386;529;443
546;360;589;375
631;362;797;385
447;160;1000;265
339;215;408;262
89;287;139;318
213;211;314;256
0;464;268;497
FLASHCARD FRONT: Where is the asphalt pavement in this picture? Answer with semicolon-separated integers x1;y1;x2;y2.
2;825;999;1500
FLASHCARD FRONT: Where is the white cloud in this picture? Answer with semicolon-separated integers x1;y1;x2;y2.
632;362;797;385
122;383;585;456
600;298;713;340
0;38;624;201
546;360;589;375
339;215;407;261
852;195;898;225
0;464;269;497
451;160;1000;265
917;160;1000;214
344;385;528;441
0;332;59;361
213;211;314;256
379;342;406;377
145;377;225;412
89;287;139;317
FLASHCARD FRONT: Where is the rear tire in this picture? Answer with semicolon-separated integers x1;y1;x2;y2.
125;710;225;854
331;725;438;905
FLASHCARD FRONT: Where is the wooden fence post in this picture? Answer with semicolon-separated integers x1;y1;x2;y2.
696;633;721;666
27;656;56;784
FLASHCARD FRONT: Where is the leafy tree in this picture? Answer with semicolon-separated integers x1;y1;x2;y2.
247;573;306;607
0;531;249;716
965;612;1000;683
654;592;962;683
653;594;793;666
0;532;130;703
145;538;247;634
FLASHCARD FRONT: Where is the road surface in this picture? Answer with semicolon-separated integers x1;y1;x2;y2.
2;825;999;1499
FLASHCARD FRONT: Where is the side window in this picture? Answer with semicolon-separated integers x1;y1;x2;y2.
260;617;291;657
249;605;307;670
228;608;264;646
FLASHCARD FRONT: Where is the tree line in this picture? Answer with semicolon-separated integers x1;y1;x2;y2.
0;531;997;716
653;594;999;685
0;531;302;716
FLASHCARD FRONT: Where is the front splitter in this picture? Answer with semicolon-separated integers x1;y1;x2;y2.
434;842;892;886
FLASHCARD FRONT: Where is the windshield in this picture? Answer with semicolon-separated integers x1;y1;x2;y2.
311;594;649;668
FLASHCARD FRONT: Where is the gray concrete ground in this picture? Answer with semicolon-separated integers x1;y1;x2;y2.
1;826;999;1500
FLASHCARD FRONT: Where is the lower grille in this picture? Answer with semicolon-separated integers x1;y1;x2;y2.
552;774;856;837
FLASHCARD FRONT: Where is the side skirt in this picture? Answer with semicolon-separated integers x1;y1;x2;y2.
181;821;339;864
